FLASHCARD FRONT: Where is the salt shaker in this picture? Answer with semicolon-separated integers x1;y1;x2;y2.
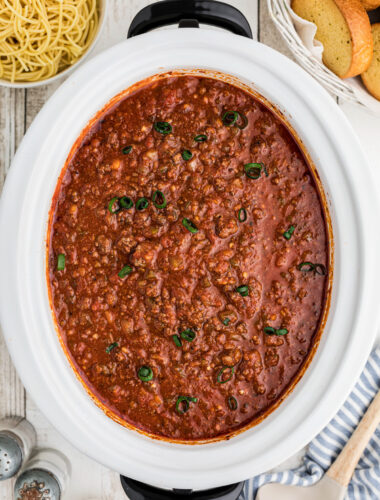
0;417;36;481
14;448;70;500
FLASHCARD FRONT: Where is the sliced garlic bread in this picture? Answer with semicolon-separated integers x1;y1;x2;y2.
362;24;380;100
361;0;380;10
292;0;373;78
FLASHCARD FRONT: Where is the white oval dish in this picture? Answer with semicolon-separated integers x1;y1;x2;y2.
0;0;108;89
0;29;379;490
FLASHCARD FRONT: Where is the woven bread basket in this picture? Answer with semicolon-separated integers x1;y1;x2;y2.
267;0;380;114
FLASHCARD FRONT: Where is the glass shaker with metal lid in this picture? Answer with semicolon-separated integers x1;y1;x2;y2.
14;448;70;500
0;417;36;481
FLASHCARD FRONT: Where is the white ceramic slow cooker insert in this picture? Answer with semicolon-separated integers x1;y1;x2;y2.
0;28;379;490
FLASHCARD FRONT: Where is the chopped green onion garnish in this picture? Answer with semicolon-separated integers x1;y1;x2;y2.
194;134;207;142
276;328;288;336
136;197;149;211
108;196;121;214
298;262;315;272
180;329;196;342
222;318;230;326
263;327;276;335
222;111;248;129
222;111;239;127
172;335;182;348
57;253;65;271
298;262;327;275
182;150;193;161
182;218;198;234
119;196;133;209
244;163;263;180
227;396;238;410
236;112;248;130
264;326;288;336
106;342;118;353
217;366;234;384
175;396;198;415
154;121;172;135
118;265;132;278
235;285;249;297
238;208;247;222
138;366;153;382
122;145;132;154
315;264;327;276
283;225;295;240
152;190;167;209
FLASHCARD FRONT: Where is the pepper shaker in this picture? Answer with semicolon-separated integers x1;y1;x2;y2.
14;448;70;500
0;417;36;481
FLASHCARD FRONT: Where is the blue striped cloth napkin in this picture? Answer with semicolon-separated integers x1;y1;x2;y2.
240;347;380;500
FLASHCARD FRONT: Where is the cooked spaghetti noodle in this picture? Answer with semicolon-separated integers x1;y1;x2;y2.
0;0;99;83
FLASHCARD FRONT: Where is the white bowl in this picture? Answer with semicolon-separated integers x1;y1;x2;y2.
0;29;379;490
0;0;108;89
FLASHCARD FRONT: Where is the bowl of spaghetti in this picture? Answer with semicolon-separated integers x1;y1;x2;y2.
0;0;107;87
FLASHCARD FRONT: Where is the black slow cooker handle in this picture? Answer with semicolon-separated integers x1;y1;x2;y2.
127;0;253;39
120;475;245;500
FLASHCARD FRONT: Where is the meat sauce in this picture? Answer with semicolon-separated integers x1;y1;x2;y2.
48;76;330;441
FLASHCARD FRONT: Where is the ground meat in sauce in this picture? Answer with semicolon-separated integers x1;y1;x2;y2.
48;76;329;441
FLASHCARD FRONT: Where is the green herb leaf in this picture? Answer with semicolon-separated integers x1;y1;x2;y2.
244;163;263;180
136;198;149;211
154;122;172;135
106;342;118;353
298;262;327;275
222;111;248;129
138;366;153;382
182;218;198;234
175;396;198;414
235;285;249;297
238;208;247;222
152;190;167;209
264;326;288;336
222;111;239;127
119;196;133;209
172;335;182;348
227;396;238;410
217;366;234;384
57;253;65;271
180;329;196;342
118;265;132;278
108;196;121;214
182;150;193;161
283;225;295;240
194;134;207;142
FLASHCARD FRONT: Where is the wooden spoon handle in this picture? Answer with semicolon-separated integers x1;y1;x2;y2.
327;388;380;486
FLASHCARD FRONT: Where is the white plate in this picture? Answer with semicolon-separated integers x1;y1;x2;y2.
0;29;379;490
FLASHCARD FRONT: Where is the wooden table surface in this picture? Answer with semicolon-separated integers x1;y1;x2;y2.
1;1;379;498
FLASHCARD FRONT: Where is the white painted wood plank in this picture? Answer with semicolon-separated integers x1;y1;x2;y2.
0;86;26;500
0;88;25;188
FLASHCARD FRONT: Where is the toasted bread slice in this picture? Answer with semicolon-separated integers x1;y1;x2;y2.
361;0;380;10
361;24;380;99
292;0;373;78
